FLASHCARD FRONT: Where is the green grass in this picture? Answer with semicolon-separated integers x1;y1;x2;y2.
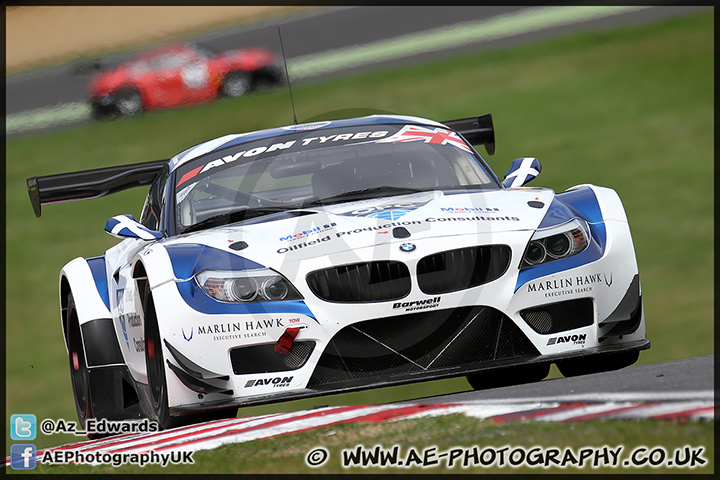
5;9;713;470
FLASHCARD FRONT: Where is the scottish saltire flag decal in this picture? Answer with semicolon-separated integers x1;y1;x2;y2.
104;215;162;240
503;157;542;188
378;125;473;152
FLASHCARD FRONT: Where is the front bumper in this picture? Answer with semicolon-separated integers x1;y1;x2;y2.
169;338;650;415
149;224;645;415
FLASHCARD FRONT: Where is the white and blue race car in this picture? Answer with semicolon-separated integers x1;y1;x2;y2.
27;113;648;432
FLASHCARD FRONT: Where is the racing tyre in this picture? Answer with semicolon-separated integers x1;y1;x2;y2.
466;363;550;390
252;65;284;91
221;71;252;97
556;350;640;378
67;293;102;439
114;88;143;116
143;286;237;429
90;102;115;120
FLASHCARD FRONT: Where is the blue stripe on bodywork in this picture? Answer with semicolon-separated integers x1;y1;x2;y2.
87;256;110;310
515;187;607;292
165;244;265;280
537;198;576;229
176;280;317;320
554;187;605;224
166;243;318;320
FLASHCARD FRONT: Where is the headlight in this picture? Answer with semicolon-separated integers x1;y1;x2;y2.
521;219;589;268
196;269;303;303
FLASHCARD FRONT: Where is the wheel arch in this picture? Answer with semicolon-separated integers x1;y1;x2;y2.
129;244;177;309
114;82;144;96
104;80;144;100
564;184;629;223
59;257;112;327
60;257;127;367
60;275;72;347
132;259;150;312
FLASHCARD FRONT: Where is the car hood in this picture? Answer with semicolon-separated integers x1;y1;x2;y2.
165;188;557;268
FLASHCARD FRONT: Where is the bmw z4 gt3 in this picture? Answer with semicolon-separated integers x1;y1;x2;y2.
27;113;649;433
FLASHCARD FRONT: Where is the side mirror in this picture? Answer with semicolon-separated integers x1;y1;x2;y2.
503;157;541;188
104;214;162;240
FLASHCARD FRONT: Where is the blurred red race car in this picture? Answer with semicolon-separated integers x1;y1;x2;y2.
88;43;284;118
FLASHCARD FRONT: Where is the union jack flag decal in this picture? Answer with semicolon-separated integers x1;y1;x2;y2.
377;125;473;153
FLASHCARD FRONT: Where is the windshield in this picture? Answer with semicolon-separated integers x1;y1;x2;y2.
173;123;499;234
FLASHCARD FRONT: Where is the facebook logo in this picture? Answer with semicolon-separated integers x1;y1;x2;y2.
10;444;37;470
10;414;36;440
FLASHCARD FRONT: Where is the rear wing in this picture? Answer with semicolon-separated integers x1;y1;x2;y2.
444;113;495;156
27;159;167;217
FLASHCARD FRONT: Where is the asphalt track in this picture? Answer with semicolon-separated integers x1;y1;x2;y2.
421;354;714;404
5;5;708;135
4;355;714;467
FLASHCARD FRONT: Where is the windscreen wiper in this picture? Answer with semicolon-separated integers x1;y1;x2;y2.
182;207;291;234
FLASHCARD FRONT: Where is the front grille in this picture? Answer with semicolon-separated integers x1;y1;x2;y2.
230;341;315;375
520;298;594;334
416;245;511;294
307;306;539;387
307;261;411;302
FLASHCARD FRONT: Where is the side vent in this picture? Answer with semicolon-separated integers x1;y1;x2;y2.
520;298;594;334
230;341;316;375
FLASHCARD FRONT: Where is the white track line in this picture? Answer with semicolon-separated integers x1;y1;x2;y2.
443;390;716;404
6;6;650;135
289;6;649;78
611;401;715;420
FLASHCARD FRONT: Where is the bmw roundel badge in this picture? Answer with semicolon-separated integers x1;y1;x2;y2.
399;243;416;252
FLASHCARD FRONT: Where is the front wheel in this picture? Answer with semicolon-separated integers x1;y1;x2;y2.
466;363;550;391
221;71;252;97
143;286;171;427
114;88;143;116
143;286;237;429
556;350;640;378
